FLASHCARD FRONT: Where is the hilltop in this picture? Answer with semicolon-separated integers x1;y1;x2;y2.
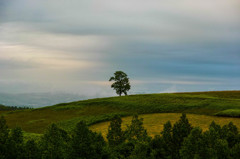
0;90;240;134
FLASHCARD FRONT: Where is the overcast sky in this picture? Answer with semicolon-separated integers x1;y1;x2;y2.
0;0;239;96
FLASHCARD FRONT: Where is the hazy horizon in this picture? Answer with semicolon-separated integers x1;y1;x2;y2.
1;0;239;98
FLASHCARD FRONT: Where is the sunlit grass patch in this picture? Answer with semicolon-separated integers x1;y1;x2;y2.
215;109;240;117
23;131;42;142
90;113;240;137
27;119;46;124
56;112;130;132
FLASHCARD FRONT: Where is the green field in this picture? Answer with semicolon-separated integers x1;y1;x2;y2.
1;91;240;135
90;113;240;138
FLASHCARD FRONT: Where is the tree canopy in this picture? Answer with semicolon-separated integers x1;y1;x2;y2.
109;71;131;96
1;114;240;159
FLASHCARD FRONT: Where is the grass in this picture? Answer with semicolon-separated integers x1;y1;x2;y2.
23;131;42;142
215;109;240;117
0;91;239;134
56;112;130;132
90;113;240;137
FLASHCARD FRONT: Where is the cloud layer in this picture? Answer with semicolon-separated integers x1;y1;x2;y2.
0;0;239;96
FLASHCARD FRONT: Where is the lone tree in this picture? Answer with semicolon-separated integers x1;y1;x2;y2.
109;71;131;96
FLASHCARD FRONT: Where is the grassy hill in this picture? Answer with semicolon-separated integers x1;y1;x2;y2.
0;91;240;134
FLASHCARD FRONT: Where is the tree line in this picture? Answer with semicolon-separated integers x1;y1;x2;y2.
0;104;32;111
1;114;240;159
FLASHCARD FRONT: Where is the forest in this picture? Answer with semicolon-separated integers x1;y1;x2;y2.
1;113;240;159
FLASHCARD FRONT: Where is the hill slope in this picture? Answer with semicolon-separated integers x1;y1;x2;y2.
1;91;240;133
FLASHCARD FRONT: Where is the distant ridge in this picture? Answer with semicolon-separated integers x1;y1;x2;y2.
0;92;89;108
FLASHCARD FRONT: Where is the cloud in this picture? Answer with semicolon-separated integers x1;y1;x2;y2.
1;0;240;39
0;23;111;53
132;79;222;85
160;85;178;93
0;42;105;70
0;0;239;95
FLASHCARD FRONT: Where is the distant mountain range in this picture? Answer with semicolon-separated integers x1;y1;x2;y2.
0;92;89;108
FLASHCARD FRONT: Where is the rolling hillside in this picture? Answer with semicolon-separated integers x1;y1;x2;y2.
0;91;240;134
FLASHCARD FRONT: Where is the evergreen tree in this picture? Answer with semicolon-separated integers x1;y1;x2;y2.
114;141;135;159
0;114;239;159
180;127;203;159
0;116;9;159
222;122;238;148
161;121;173;158
209;121;222;138
214;139;230;159
107;115;125;146
231;142;240;159
68;121;107;159
150;135;166;159
128;141;153;159
112;114;151;159
172;113;192;159
40;123;69;159
125;114;149;142
8;127;25;159
25;139;41;159
10;127;23;144
201;124;231;159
